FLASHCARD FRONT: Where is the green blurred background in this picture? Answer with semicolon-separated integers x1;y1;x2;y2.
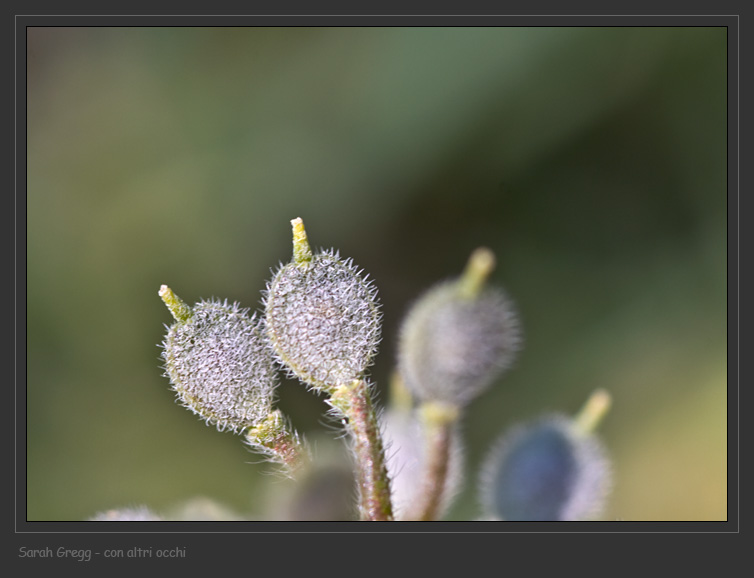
26;27;727;522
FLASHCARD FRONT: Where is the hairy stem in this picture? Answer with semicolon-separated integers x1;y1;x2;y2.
405;402;459;521
329;379;394;521
245;409;309;477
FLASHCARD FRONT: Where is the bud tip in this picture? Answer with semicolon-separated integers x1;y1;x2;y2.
291;217;313;265
158;284;192;323
573;389;612;435
458;247;496;298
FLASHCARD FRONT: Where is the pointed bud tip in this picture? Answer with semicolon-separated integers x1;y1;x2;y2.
470;247;496;274
459;247;497;298
290;217;313;265
589;389;612;412
159;284;192;323
574;389;612;435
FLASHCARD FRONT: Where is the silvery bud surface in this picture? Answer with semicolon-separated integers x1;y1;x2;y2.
264;223;381;392
398;276;520;407
479;415;612;521
160;287;279;433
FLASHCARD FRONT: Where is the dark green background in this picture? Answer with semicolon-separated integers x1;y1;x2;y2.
26;27;727;521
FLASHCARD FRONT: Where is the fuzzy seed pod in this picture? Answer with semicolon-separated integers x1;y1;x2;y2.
479;415;611;521
398;250;520;407
159;286;279;433
264;219;381;393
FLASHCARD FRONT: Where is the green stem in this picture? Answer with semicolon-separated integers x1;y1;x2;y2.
405;402;459;521
245;410;309;477
329;380;394;521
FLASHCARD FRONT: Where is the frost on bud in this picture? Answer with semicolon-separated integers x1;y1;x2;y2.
264;218;381;393
90;506;162;521
398;248;520;407
159;285;279;433
479;405;612;521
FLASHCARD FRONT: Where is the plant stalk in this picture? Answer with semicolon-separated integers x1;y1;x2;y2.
329;379;394;521
405;402;459;521
245;409;309;477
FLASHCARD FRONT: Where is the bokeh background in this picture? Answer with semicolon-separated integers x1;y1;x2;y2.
26;26;727;522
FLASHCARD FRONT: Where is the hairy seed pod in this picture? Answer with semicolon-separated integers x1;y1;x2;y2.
479;415;612;521
159;286;279;433
264;219;381;393
398;249;521;407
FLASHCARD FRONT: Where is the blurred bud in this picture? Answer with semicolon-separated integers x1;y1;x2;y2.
284;463;356;521
262;434;356;521
479;414;611;521
264;218;381;393
90;506;162;521
381;407;464;520
398;248;520;407
159;285;279;433
170;497;245;521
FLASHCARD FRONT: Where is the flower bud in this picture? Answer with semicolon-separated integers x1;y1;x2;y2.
479;414;611;521
170;497;245;521
159;285;279;433
264;218;381;393
90;506;162;521
398;248;520;407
